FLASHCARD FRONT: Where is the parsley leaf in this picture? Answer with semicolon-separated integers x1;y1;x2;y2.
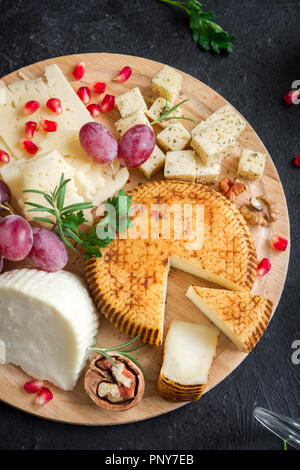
158;0;236;53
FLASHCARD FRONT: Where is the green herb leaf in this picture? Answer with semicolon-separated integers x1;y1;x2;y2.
151;89;195;126
23;173;132;259
158;0;236;53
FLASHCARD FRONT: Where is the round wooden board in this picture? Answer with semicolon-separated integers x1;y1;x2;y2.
0;53;290;425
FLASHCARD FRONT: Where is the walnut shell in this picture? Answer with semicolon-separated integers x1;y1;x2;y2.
84;352;145;411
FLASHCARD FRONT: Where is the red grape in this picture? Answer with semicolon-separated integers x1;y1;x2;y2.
0;215;33;261
0;180;10;204
117;125;155;168
28;228;68;272
79;122;118;165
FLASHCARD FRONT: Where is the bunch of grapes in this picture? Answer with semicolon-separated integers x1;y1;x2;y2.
0;181;68;273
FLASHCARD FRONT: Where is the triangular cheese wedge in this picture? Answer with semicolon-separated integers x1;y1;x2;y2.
186;286;273;353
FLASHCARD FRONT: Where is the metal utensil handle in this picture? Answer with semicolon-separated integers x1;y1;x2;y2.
254;406;300;449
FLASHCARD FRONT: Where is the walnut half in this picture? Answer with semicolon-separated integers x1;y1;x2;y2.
240;194;279;226
84;352;145;411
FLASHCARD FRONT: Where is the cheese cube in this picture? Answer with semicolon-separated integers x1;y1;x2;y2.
0;64;92;160
157;320;220;402
152;65;182;103
115;110;150;137
146;97;181;128
192;104;246;138
237;148;266;181
195;158;221;184
164;150;196;182
139;145;165;179
0;268;98;390
115;87;147;118
191;121;235;165
157;122;191;151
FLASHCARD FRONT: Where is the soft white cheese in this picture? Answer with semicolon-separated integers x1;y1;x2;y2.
0;269;99;390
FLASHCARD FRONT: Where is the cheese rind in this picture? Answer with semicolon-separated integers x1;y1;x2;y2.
146;97;181;128
237;148;266;181
157;320;219;401
152;65;182;103
157;122;191;151
115;87;147;118
138;145;165;179
0;269;99;390
164;150;196;182
115;110;150;137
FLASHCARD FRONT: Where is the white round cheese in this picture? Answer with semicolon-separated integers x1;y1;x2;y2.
0;268;99;390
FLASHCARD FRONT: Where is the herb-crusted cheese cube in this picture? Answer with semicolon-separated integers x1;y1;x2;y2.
191;121;235;165
164;150;196;182
192;104;246;138
152;65;182;103
146;97;181;128
195;158;221;185
237;148;266;181
157;122;191;151
115;110;150;137
139;145;166;179
115;87;147;118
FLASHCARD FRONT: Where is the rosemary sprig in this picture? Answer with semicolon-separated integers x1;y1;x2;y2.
23;173;132;258
151;88;195;126
89;335;147;377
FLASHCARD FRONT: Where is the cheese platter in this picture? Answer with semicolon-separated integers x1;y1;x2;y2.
0;53;289;425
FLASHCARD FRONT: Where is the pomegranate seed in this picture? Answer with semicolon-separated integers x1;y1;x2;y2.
36;387;53;406
25;121;37;139
77;86;91;104
100;94;115;112
87;103;101;118
23;100;40;115
270;234;288;252
39;119;57;133
24;379;44;393
0;149;10;164
294;155;300;166
72;61;86;80
93;82;106;94
114;66;132;82
46;98;62;114
257;258;271;277
283;90;300;104
21;139;39;155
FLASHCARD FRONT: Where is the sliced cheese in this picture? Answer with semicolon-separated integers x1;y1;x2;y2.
186;286;273;353
152;65;182;103
115;110;150;137
192;104;246;138
157;122;191;151
191;121;235;165
164;150;196;182
146;97;181;128
237;148;266;181
115;87;147;118
138;145;165;179
195;158;221;184
0;269;98;390
157;320;219;402
0;64;92;160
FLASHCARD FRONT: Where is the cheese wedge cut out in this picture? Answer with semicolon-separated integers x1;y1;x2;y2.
86;181;257;346
0;269;98;390
157;320;220;402
186;286;273;353
0;64;92;160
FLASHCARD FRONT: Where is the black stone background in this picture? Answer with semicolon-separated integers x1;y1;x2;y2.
0;0;299;451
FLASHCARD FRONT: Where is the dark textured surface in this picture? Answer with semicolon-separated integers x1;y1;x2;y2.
0;0;299;451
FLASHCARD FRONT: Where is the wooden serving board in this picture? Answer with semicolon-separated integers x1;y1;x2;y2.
0;53;290;425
